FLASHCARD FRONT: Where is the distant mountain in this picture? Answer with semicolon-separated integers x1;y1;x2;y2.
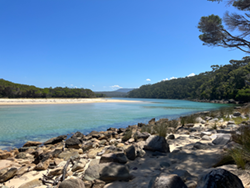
114;88;135;93
94;88;135;97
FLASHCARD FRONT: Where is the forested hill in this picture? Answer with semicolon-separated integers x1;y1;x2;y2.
0;79;97;98
128;57;250;102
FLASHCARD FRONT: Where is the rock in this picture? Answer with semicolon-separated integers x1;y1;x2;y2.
117;128;126;134
100;163;132;182
65;137;81;149
72;159;88;172
201;135;211;141
18;146;37;152
212;133;231;146
58;150;79;161
48;166;64;176
34;159;51;171
186;123;194;128
134;131;150;141
19;178;43;188
72;131;85;139
116;153;128;164
23;141;42;147
144;135;170;153
15;152;27;159
233;112;241;116
149;118;156;125
196;168;244;188
167;134;175;139
100;154;118;163
0;167;17;183
0;150;12;159
82;142;93;151
59;178;85;188
125;145;136;160
44;135;67;145
84;159;103;181
84;180;92;188
193;142;208;150
149;174;187;188
92;179;106;188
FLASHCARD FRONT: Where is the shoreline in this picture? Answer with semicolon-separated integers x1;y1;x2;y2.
0;98;142;105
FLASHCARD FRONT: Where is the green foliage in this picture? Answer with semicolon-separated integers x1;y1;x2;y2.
122;129;133;141
0;79;96;98
180;115;197;126
229;126;250;169
128;57;250;102
153;123;168;138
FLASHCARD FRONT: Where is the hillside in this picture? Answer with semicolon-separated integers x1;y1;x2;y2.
128;57;250;102
95;88;135;97
0;79;96;98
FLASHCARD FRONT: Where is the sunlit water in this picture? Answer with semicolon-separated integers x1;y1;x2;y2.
0;98;230;149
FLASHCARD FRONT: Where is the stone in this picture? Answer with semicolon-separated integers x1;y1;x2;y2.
19;178;43;188
193;142;208;150
144;135;170;153
167;134;175;139
149;174;187;188
134;131;150;141
92;179;106;188
59;178;85;188
100;153;118;163
48;167;63;176
84;159;102;181
82;142;93;151
84;180;92;188
201;135;211;141
149;118;156;125
116;153;128;164
196;168;244;188
125;145;136;160
0;167;17;183
65;137;81;149
44;135;67;145
72;159;88;172
233;112;241;116
34;159;51;171
100;163;132;182
23;141;42;147
15;152;27;159
58;150;79;161
0;150;12;160
186;123;194;128
212;134;231;146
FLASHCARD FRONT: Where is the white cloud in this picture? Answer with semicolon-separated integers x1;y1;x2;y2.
70;84;74;87
146;79;151;81
110;85;123;89
92;85;95;87
170;77;177;80
162;78;169;81
187;73;195;77
75;86;77;88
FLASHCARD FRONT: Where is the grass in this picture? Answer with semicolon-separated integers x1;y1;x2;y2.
223;116;245;125
122;129;133;141
180;115;197;126
228;126;250;169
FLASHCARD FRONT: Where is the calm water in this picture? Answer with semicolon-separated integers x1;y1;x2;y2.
0;98;230;149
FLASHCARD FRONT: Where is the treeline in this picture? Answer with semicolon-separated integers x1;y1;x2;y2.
0;79;99;98
128;57;250;102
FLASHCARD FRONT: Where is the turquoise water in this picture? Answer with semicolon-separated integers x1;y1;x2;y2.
0;98;230;149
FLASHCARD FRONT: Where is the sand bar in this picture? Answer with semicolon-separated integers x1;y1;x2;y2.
0;98;141;105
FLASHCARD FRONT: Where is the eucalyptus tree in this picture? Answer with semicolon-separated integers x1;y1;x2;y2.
198;0;250;53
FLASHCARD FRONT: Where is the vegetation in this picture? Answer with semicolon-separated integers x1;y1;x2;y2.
128;57;250;102
0;79;97;98
198;0;250;53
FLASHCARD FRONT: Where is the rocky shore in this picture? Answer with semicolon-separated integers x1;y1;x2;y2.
0;106;250;188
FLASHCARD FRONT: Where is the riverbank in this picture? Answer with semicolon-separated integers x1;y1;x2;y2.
0;98;141;105
0;104;250;188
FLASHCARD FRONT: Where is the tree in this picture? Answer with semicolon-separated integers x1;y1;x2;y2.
198;0;250;53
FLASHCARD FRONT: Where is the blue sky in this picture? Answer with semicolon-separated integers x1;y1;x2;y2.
0;0;245;91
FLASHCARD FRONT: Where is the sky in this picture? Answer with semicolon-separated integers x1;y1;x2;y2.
0;0;246;91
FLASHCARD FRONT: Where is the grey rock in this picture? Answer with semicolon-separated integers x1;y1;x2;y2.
116;153;128;164
167;134;175;139
59;178;85;188
149;174;187;188
44;135;67;145
144;135;170;153
201;135;211;141
99;163;132;182
212;133;231;146
65;137;81;149
196;168;244;188
84;159;108;181
125;145;136;160
193;142;208;150
233;112;241;116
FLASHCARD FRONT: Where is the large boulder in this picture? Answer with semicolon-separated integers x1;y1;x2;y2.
212;134;231;146
65;137;82;149
59;178;85;188
149;174;187;188
23;141;42;147
125;145;136;160
99;163;132;182
196;168;244;188
0;167;17;183
144;135;170;153
44;135;67;145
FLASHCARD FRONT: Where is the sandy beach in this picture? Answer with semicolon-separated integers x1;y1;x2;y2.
0;98;141;105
